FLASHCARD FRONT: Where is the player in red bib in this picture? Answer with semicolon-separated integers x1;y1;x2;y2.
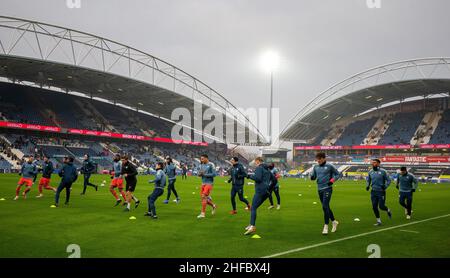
110;154;126;206
15;155;38;200
197;154;217;219
36;155;56;198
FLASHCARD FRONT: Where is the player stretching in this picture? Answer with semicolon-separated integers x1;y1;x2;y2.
311;152;340;235
163;157;180;204
366;158;392;226
244;157;272;235
396;166;418;219
54;156;78;207
145;162;166;219
36;155;56;198
268;163;281;210
14;155;38;200
227;157;250;215
197;154;217;219
110;154;126;206
121;155;140;212
80;154;98;195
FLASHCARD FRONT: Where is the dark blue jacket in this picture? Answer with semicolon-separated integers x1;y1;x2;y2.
228;163;247;187
248;164;271;194
42;160;54;179
59;162;78;184
121;161;138;183
81;159;96;174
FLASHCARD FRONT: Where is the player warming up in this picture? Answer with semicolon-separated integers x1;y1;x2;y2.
366;158;392;226
245;157;272;235
268;163;281;210
145;162;166;219
197;154;217;219
36;155;56;198
54;156;78;207
227;157;250;214
110;154;126;206
311;152;340;235
80;154;98;195
14;155;38;200
163;157;180;204
121;155;140;212
396;166;418;219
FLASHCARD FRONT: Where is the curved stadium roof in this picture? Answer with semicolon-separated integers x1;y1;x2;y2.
0;16;266;144
280;58;450;142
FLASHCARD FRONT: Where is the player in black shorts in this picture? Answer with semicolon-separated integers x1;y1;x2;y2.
120;155;140;212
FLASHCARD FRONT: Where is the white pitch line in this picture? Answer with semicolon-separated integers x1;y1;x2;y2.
399;229;420;234
262;213;450;258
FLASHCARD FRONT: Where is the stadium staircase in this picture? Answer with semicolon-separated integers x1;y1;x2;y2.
120;109;153;137
58;145;83;165
31;94;58;127
0;135;23;168
364;114;393;145
76;100;117;132
100;142;118;156
0;152;16;169
321;125;344;146
337;165;351;173
410;111;442;145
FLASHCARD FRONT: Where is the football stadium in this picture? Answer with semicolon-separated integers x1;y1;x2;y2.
0;2;449;272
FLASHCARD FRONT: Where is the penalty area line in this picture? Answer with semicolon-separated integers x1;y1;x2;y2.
262;213;450;258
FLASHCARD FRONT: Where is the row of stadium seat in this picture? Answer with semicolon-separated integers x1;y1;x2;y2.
314;109;449;146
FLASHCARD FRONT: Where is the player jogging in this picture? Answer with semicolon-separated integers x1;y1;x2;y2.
197;154;217;219
32;156;40;184
396;166;418;219
163;157;180;204
244;157;272;235
311;152;340;235
36;155;56;198
268;163;281;210
227;157;250;215
110;154;126;206
366;158;392;226
121;155;140;212
80;154;98;195
145;162;166;219
54;156;78;207
15;155;38;200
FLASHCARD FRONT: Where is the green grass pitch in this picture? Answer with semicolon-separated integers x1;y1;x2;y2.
0;173;449;258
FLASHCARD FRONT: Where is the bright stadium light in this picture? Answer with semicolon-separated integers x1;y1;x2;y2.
260;50;280;73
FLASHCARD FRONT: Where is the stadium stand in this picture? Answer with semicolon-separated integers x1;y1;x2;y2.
334;117;378;146
429;109;450;144
0;83;177;138
378;111;426;145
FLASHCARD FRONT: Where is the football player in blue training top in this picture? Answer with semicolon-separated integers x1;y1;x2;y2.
366;158;392;226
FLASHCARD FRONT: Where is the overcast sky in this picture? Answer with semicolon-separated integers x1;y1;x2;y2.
2;0;450;132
